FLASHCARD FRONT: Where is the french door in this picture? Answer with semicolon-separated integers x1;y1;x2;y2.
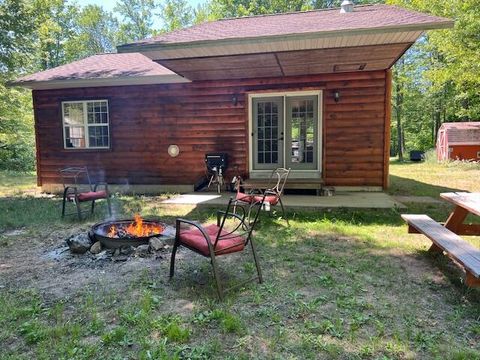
250;91;321;177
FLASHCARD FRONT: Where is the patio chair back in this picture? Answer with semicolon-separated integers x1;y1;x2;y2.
214;194;265;249
268;168;291;195
59;166;111;220
59;166;93;192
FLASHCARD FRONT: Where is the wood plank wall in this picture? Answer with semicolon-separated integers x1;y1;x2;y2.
33;70;387;188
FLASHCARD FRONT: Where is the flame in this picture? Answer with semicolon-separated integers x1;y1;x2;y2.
106;214;163;238
108;225;117;238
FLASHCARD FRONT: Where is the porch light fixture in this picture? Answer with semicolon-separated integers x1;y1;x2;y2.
168;144;180;157
334;90;340;103
232;95;238;106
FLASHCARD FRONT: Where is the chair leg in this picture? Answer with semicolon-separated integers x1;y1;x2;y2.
169;241;179;278
210;255;224;300
75;199;82;221
250;240;263;284
91;200;95;215
106;196;112;216
61;189;68;218
279;198;289;226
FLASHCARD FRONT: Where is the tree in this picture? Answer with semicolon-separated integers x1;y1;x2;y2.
65;5;119;59
202;0;386;19
0;0;34;73
115;0;158;42
160;0;193;31
32;0;78;70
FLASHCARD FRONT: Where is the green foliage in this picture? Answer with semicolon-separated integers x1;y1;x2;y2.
0;0;34;73
160;0;194;31
388;0;480;156
114;0;157;42
65;5;119;59
0;78;35;171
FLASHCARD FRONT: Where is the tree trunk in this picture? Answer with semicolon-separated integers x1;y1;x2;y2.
395;80;404;161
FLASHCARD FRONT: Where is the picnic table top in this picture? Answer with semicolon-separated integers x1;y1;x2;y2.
440;192;480;217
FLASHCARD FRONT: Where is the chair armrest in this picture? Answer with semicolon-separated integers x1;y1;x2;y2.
93;182;109;193
216;210;244;225
264;189;279;196
63;185;78;195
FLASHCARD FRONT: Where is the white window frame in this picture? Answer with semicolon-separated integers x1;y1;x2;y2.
62;99;110;150
248;90;323;179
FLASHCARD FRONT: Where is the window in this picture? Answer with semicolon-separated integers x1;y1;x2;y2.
62;100;110;149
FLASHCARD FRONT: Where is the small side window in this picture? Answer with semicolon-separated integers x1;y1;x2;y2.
62;100;110;149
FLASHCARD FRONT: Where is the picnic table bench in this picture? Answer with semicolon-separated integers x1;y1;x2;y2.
402;192;480;287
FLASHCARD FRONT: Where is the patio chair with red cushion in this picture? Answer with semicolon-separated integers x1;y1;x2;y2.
60;166;112;220
235;167;291;226
169;194;266;300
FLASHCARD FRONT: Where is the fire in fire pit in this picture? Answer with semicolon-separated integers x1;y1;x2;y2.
91;215;168;249
107;214;164;238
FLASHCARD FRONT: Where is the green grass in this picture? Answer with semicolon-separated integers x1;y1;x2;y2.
0;164;479;359
389;156;480;197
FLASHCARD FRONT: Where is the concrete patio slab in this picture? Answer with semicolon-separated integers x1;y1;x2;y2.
160;192;406;209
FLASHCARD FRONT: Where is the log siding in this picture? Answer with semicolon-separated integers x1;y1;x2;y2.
33;70;388;189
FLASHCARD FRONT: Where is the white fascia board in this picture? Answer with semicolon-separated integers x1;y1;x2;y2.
117;22;454;59
9;74;190;90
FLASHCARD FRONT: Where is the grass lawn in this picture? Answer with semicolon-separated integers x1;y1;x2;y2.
0;161;479;359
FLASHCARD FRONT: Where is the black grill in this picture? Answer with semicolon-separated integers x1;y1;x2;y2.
205;153;228;173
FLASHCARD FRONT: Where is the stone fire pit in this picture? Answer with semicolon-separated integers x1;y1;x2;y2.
64;215;175;262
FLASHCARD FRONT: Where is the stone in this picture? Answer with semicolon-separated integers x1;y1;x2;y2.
134;244;150;257
120;245;134;255
149;237;164;251
112;255;128;262
90;241;102;254
66;233;92;254
95;250;109;261
114;248;120;257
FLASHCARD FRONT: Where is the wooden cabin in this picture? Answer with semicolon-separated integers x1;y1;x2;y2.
436;122;480;161
12;4;453;193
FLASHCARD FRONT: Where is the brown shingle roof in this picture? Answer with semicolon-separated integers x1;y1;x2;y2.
441;122;480;145
124;4;452;47
14;53;176;83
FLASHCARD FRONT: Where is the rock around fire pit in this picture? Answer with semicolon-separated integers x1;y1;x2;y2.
64;215;175;263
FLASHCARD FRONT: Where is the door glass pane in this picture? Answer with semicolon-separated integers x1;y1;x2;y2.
256;100;280;164
290;99;314;164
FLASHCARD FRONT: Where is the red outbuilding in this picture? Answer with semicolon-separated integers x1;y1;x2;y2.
436;122;480;161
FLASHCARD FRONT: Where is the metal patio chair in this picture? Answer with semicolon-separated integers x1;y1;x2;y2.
235;168;291;226
169;194;266;300
60;166;112;220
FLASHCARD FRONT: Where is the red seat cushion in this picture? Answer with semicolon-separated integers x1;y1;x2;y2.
253;194;279;206
236;192;254;203
179;224;245;256
70;190;107;202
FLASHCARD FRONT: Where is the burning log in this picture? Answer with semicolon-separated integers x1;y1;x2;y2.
106;214;164;238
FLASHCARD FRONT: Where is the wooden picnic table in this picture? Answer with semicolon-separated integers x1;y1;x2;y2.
441;192;480;236
402;192;480;287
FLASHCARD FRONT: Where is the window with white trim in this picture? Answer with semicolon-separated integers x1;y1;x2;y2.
62;100;110;149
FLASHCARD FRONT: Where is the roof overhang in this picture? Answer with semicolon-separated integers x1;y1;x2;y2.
117;23;453;61
9;74;190;90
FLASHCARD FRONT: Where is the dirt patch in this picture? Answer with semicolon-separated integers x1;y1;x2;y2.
0;225;184;302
